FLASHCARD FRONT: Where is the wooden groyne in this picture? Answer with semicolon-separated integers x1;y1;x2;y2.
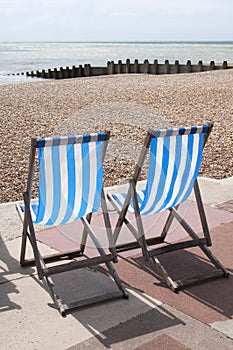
11;59;232;80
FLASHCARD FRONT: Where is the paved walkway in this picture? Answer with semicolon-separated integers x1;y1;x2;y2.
0;177;233;350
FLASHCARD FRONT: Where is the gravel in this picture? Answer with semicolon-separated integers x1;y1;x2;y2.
1;70;233;203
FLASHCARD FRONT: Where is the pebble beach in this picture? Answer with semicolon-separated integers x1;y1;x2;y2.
1;69;233;204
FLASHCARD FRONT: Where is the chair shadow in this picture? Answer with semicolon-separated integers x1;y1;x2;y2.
116;246;233;320
73;297;184;349
26;245;185;349
0;235;21;312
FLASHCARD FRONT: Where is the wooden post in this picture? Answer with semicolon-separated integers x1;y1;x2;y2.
59;67;64;79
186;60;192;73
26;72;30;77
165;60;170;74
77;65;82;77
222;61;228;69
210;61;215;70
54;68;58;79
36;70;40;78
134;59;139;73
118;60;122;74
64;66;70;78
31;71;34;77
107;61;114;74
126;59;130;73
71;65;77;78
174;60;180;73
144;59;150;74
41;69;46;78
153;59;158;74
84;64;92;76
198;60;203;72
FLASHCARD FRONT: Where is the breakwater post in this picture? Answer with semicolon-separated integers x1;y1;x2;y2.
19;59;232;80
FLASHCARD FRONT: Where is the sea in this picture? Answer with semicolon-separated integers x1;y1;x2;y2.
0;41;233;85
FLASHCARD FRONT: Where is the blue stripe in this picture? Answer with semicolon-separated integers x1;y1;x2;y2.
36;132;108;149
142;137;170;215
112;192;128;208
36;139;46;148
166;128;173;136
202;125;209;134
60;144;76;224
96;132;108;141
158;135;182;211
46;146;61;225
136;191;144;205
77;142;90;218
169;133;194;208
35;147;46;223
179;128;186;135
140;137;158;211
68;135;77;144
92;142;103;212
181;133;204;202
52;137;62;147
190;126;197;134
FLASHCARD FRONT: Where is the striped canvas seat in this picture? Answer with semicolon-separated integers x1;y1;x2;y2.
17;131;128;316
112;126;205;215
108;123;229;292
31;133;106;226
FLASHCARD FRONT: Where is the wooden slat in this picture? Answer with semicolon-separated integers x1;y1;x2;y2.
63;291;128;313
116;236;164;253
174;269;227;291
44;254;113;276
21;249;84;267
148;238;208;257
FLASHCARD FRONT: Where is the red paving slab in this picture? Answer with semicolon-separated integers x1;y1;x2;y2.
133;334;190;350
115;221;233;325
36;201;233;254
36;204;233;325
216;199;233;213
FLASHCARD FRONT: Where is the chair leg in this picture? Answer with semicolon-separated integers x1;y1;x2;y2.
151;256;180;292
81;217;128;298
80;213;92;253
161;205;180;240
194;180;212;246
43;274;66;317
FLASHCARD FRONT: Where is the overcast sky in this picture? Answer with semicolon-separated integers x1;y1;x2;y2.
0;0;232;42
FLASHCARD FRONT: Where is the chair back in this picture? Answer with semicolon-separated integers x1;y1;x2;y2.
139;126;210;215
31;132;109;225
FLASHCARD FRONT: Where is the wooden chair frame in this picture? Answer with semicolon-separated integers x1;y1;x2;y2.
108;123;229;292
17;132;128;316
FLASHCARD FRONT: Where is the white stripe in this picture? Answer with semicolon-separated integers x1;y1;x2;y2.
68;143;83;222
137;190;145;202
54;144;69;225
141;138;164;214
40;147;54;224
152;136;177;212
86;142;98;214
178;134;200;203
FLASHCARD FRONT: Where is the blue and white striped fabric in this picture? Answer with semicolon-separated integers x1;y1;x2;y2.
31;133;107;226
112;126;208;216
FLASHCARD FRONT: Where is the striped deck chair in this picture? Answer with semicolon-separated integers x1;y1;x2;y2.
108;123;229;292
17;131;128;316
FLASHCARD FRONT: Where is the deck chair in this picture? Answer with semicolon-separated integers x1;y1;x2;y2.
17;131;128;316
108;123;229;292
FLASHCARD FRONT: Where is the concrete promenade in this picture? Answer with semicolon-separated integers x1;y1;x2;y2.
0;177;232;350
